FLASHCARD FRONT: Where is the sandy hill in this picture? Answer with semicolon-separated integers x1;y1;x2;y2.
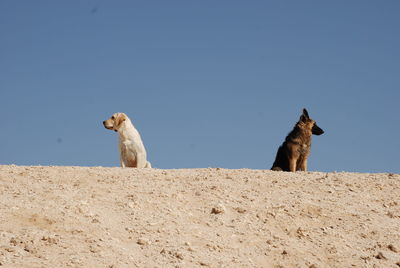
0;165;399;268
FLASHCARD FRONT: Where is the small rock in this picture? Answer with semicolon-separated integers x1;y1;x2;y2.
4;247;15;253
24;245;36;254
175;252;184;260
69;256;82;265
89;244;101;253
137;238;149;246
387;212;395;218
296;227;305;238
282;250;288;255
211;204;225;214
235;207;246;214
125;227;134;233
375;252;386;260
388;244;398;253
41;236;58;245
9;238;18;246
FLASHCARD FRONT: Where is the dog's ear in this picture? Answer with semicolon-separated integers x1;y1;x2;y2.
300;108;310;122
303;108;309;118
115;113;126;128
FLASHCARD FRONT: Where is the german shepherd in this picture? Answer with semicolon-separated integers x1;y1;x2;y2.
271;109;324;172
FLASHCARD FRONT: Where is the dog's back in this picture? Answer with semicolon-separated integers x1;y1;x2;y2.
271;109;324;172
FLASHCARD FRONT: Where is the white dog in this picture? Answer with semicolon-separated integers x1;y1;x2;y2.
103;113;151;168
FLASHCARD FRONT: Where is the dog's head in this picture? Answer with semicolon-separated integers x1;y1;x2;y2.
298;108;324;135
103;113;128;132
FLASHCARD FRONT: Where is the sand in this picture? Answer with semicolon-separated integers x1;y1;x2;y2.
0;165;399;267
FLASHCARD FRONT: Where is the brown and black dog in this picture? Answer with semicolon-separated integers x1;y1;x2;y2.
271;109;324;172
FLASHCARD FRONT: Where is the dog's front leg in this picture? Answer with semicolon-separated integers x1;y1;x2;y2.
289;158;297;172
120;157;126;168
300;159;308;171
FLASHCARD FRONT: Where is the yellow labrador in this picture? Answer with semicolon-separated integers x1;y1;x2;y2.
103;113;151;168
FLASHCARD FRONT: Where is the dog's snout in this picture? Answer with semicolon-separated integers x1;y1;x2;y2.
312;124;324;135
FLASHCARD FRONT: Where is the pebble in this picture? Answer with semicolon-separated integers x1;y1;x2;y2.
211;204;225;214
137;238;149;246
388;244;398;253
375;252;386;260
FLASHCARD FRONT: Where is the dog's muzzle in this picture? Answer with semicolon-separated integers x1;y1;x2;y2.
312;124;324;135
103;121;114;130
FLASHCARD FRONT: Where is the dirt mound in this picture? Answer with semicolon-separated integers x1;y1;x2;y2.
0;165;399;267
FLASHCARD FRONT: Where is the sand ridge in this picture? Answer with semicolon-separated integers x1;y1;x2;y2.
0;165;399;267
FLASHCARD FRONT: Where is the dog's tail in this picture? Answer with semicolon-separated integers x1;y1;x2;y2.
145;161;152;168
271;166;283;171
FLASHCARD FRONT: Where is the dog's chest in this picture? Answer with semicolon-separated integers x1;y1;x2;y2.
298;143;310;155
120;140;137;155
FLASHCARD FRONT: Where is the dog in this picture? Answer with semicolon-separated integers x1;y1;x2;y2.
103;113;151;168
271;109;324;172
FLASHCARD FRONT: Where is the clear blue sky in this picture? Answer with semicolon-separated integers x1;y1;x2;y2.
1;1;399;173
